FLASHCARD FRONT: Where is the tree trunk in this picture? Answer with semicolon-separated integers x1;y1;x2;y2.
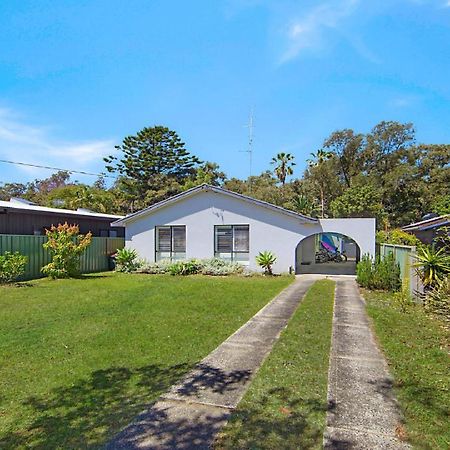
320;187;325;219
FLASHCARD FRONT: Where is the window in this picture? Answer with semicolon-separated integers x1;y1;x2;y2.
214;225;249;263
100;229;118;238
156;226;186;261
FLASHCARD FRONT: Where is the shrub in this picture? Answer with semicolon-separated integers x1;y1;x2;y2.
376;229;422;247
424;276;450;326
167;260;202;276
413;246;450;287
433;225;450;250
0;251;28;284
256;251;277;275
137;258;244;276
356;254;373;288
393;285;414;313
115;248;141;273
200;258;244;276
138;259;172;274
42;223;92;279
356;253;401;292
373;253;402;292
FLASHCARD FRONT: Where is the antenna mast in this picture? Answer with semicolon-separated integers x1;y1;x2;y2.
244;109;254;192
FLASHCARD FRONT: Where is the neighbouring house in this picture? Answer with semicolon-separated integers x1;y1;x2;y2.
112;184;375;274
402;214;450;245
0;197;124;237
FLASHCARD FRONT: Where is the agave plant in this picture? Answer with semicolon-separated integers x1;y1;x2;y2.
413;246;450;287
256;251;277;275
291;194;317;217
114;248;140;273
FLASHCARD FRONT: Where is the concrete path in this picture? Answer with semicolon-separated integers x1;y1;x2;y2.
324;277;409;449
107;276;315;450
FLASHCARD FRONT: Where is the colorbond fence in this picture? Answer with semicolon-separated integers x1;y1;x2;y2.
379;243;422;297
0;235;125;281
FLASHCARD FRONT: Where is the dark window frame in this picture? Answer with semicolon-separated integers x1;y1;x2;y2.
155;225;186;261
214;224;249;262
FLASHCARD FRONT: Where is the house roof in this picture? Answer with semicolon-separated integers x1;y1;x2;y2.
402;214;450;232
112;184;318;226
0;199;123;220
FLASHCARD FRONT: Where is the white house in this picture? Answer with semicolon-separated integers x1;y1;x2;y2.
112;184;376;274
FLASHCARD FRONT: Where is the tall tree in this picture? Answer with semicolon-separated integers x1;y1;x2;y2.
330;184;385;222
270;152;296;185
306;149;334;218
365;121;415;183
182;162;226;189
323;129;365;187
1;171;72;204
104;126;201;205
225;172;281;204
46;184;120;214
0;182;28;201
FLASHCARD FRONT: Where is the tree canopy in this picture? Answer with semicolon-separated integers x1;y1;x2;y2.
1;120;448;229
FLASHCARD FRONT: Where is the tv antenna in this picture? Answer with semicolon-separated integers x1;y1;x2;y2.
242;109;254;192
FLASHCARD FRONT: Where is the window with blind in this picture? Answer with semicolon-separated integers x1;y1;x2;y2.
155;226;186;261
214;225;249;264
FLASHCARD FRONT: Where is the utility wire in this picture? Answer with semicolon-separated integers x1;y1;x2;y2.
0;159;117;179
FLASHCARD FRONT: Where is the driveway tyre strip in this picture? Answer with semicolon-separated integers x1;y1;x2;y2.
324;277;410;449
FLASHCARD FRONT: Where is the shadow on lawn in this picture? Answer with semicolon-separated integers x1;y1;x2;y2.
0;362;256;450
215;386;329;450
0;363;191;449
76;274;112;280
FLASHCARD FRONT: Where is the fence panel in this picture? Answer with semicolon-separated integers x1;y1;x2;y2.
379;243;422;296
0;235;125;280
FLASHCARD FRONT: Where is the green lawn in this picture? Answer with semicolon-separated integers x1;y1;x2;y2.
215;279;335;450
364;290;450;449
0;272;293;449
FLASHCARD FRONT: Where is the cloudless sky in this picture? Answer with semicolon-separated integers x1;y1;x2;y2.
1;0;450;185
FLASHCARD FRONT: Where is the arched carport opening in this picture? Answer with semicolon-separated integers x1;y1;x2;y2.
295;232;361;275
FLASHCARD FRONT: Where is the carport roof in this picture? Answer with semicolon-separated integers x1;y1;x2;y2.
112;184;318;226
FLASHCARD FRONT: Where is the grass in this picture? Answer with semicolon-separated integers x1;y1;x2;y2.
0;272;293;449
215;279;335;450
364;290;450;449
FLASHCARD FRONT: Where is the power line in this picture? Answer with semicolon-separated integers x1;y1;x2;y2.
0;159;117;179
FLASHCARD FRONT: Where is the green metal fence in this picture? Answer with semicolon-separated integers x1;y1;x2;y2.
379;243;422;296
0;235;125;280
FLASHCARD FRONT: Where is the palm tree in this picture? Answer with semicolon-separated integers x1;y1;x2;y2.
306;149;333;167
307;149;333;218
271;152;296;185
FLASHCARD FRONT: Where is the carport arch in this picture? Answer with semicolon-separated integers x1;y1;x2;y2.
295;232;361;275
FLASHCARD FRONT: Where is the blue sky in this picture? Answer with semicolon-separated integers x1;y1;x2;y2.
1;0;450;185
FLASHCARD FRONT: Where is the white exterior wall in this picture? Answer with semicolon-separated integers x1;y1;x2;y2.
319;218;376;258
123;190;376;273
